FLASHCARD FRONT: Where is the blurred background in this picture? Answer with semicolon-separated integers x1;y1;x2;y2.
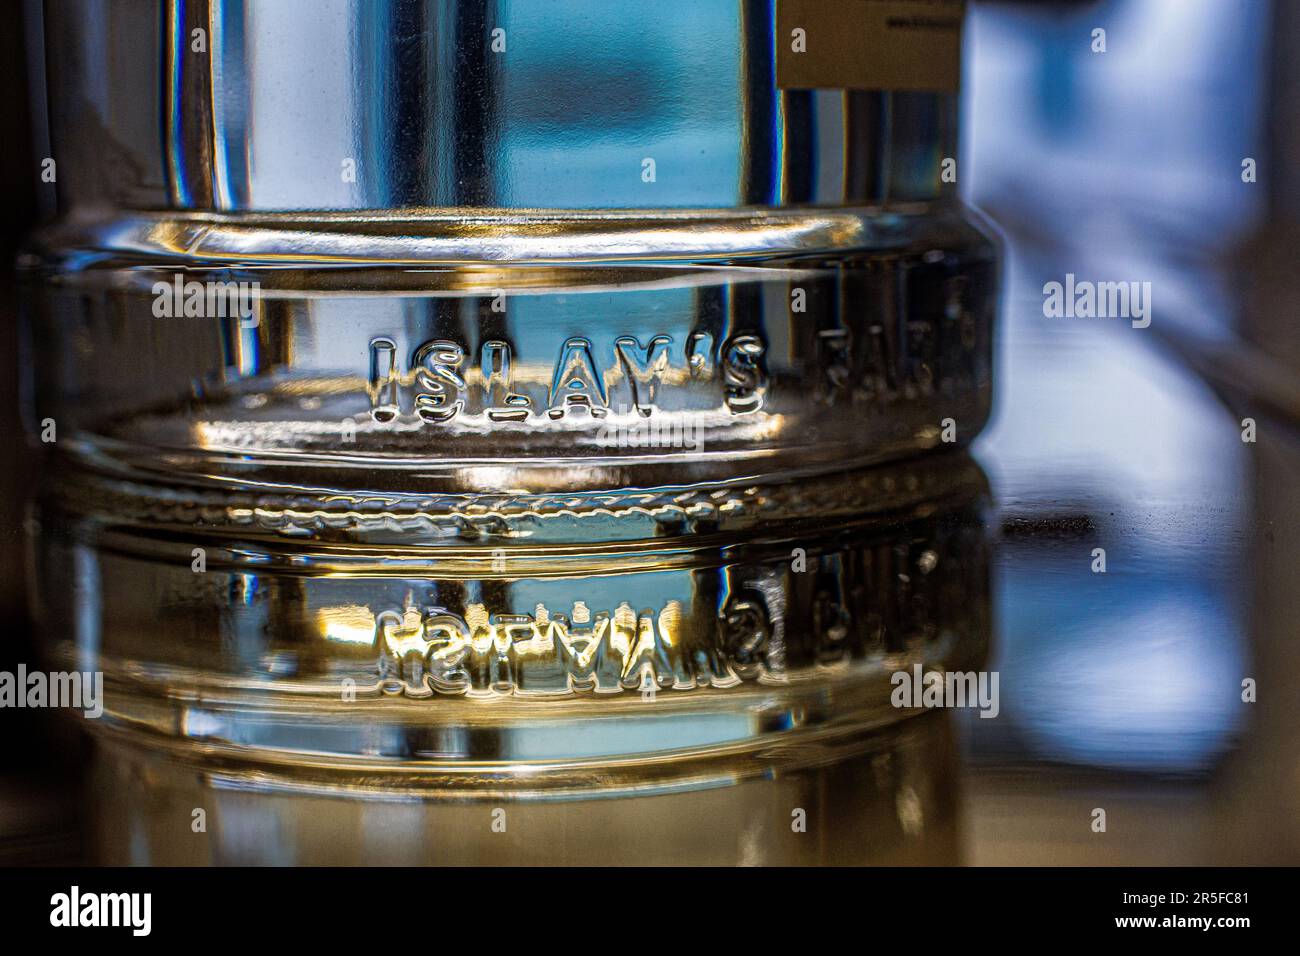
960;0;1298;864
1;0;1296;865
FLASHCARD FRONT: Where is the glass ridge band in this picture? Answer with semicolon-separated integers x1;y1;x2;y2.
25;205;995;488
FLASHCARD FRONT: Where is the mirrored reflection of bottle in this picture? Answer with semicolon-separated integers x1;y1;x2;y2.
24;1;997;865
40;451;992;865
